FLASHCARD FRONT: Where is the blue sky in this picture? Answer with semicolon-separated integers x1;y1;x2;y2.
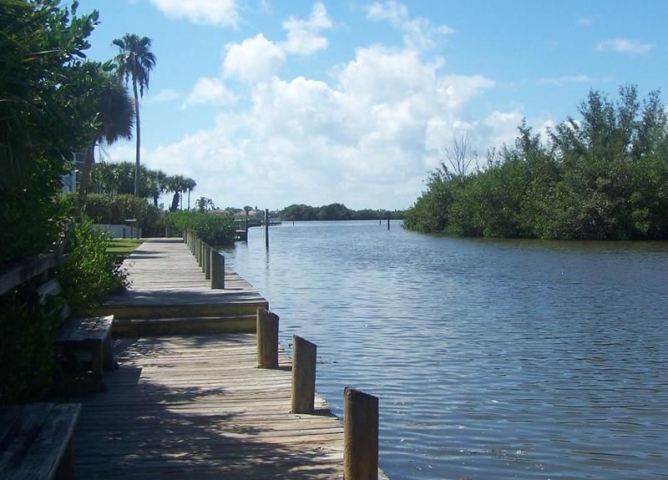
77;0;667;210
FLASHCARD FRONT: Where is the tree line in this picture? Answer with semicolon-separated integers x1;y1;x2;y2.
404;86;668;240
279;203;405;221
90;161;196;211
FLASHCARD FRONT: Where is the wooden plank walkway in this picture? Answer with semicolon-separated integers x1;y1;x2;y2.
71;236;389;478
69;334;387;479
98;238;268;334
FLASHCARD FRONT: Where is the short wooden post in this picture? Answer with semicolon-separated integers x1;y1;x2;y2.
291;335;317;414
198;238;204;267
201;243;207;273
211;251;225;289
204;244;211;280
256;308;279;369
343;387;379;480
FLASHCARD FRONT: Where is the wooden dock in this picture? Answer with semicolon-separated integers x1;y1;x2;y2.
98;238;268;335
70;334;363;479
71;236;388;479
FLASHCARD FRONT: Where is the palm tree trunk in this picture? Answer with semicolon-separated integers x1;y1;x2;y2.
78;143;95;205
133;77;140;197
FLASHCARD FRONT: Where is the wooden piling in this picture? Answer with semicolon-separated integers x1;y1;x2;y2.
265;209;269;251
256;308;279;369
210;250;225;289
343;387;379;480
291;335;317;414
204;244;211;280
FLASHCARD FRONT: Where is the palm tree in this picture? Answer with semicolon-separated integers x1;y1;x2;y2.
184;177;197;210
112;33;156;197
78;62;134;202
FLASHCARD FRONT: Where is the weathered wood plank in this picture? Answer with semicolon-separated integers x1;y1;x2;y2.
96;239;268;328
70;334;388;479
0;403;80;480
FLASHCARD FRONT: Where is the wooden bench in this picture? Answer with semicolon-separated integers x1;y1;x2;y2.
36;280;115;392
55;315;115;392
0;402;81;479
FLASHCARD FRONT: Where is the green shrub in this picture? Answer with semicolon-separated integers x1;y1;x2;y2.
60;192;165;237
55;218;128;316
166;211;236;245
193;214;236;245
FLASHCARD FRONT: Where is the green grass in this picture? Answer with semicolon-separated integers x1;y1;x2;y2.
106;239;143;259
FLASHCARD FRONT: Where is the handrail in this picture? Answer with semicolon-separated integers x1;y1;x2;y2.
0;253;69;297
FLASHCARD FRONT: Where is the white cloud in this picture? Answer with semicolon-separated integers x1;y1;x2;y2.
537;74;593;86
149;0;240;27
223;34;286;82
105;4;537;210
128;43;511;210
595;38;654;54
183;77;237;107
282;2;333;55
366;0;454;49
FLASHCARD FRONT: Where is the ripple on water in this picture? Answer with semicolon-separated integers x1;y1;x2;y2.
222;222;668;480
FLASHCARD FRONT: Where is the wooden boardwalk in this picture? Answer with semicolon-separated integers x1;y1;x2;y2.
99;238;268;335
70;236;388;479
70;334;361;479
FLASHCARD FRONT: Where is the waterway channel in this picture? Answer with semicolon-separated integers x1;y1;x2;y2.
221;220;668;479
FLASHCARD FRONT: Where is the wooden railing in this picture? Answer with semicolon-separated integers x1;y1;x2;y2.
0;253;69;297
183;230;225;289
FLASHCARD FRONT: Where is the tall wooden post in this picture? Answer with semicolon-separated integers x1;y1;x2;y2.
387;212;390;230
199;239;204;267
211;251;225;289
291;335;317;414
204;244;211;279
343;387;379;480
202;244;209;274
256;308;279;369
265;208;269;251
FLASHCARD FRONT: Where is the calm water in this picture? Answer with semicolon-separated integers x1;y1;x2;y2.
221;221;668;480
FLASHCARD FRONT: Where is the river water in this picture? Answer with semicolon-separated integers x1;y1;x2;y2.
220;220;668;480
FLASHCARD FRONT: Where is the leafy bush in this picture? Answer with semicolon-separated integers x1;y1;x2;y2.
55;218;129;316
193;214;236;245
166;211;236;245
60;192;166;237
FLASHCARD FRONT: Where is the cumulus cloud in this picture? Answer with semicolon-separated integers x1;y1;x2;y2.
134;42;514;209
366;0;454;49
183;77;237;107
282;2;333;55
222;34;286;82
149;0;239;27
114;2;531;209
595;38;654;54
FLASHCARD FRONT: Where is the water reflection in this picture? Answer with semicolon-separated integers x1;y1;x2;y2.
222;221;668;479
